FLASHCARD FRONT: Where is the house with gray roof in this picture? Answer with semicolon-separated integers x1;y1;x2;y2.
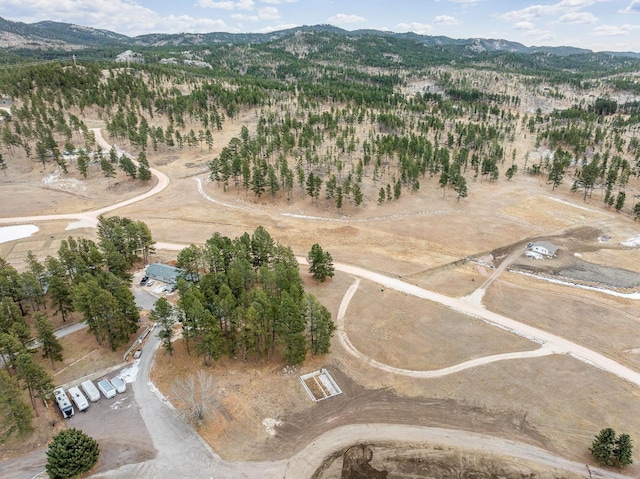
145;263;186;285
531;241;558;257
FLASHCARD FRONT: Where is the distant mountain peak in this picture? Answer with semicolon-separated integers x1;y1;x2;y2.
0;16;637;58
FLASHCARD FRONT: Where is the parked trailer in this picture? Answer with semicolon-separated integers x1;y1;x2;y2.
110;376;126;394
81;380;100;402
53;387;74;419
97;379;116;399
68;386;89;412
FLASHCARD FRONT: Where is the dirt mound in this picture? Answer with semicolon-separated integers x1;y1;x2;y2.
313;443;585;479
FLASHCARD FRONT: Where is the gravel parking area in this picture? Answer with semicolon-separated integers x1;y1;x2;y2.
67;368;156;475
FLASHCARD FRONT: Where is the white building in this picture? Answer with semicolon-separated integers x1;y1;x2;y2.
531;241;558;257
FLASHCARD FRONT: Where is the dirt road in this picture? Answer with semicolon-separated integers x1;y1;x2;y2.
91;328;633;479
330;260;640;388
0;129;169;228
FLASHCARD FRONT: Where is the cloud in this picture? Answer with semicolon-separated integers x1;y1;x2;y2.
514;21;536;31
619;0;640;13
557;12;597;24
231;6;280;21
594;24;640;37
196;0;254;10
260;0;297;3
520;28;554;41
497;0;606;23
328;13;365;25
434;15;461;25
395;22;433;35
255;22;297;33
0;0;229;36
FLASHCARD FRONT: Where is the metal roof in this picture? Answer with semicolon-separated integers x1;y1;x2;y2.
145;263;185;284
532;241;558;255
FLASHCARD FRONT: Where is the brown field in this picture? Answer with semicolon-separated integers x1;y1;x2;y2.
2;98;640;477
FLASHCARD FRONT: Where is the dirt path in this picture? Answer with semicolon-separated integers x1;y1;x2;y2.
92;328;632;479
332;275;555;378
330;260;640;388
0;129;169;228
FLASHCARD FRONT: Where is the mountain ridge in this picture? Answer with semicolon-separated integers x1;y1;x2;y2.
1;16;639;59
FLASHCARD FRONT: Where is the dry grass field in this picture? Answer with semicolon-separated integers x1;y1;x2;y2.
2;75;640;476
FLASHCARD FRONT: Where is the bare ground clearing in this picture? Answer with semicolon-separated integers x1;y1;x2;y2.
344;277;538;370
482;278;640;370
2;101;640;477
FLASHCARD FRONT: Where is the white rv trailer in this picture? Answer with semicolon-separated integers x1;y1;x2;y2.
68;386;89;412
81;380;100;402
53;387;74;419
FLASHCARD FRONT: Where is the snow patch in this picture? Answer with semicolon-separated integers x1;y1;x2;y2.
262;418;282;436
148;381;174;409
110;397;130;410
119;360;140;383
42;170;86;193
0;224;38;244
623;236;640;247
511;270;640;299
65;219;96;230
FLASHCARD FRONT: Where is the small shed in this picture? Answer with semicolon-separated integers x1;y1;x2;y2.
145;263;186;285
531;241;558;257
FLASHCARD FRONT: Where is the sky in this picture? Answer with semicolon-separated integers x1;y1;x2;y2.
1;0;639;52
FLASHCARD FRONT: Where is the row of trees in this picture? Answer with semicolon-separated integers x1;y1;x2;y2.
0;216;151;442
151;227;336;365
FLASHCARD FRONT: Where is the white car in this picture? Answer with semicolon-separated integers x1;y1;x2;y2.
110;376;126;393
146;279;155;287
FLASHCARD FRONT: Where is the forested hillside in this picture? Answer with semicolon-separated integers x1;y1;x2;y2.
0;28;639;216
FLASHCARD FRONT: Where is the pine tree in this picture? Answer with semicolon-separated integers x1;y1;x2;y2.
46;271;73;323
100;157;116;186
46;428;99;479
150;298;176;356
137;151;152;182
76;149;89;179
614;433;633;467
0;370;34;442
353;183;364;206
305;294;335;355
307;244;335;282
16;352;54;416
591;428;617;466
34;312;63;368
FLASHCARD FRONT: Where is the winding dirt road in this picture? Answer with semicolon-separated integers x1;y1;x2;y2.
0;129;169;228
2;131;638;477
329;260;640;388
92;327;632;479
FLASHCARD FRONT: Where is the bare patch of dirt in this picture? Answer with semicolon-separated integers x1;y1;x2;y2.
314;443;585;479
345;278;538;370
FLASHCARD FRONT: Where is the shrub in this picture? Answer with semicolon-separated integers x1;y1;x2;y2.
46;428;99;479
